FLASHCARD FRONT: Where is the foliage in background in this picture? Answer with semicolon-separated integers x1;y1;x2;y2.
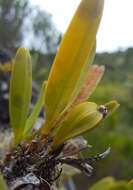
0;0;60;54
87;48;133;179
72;48;133;190
0;0;30;51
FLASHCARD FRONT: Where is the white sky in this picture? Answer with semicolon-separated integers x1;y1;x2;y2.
31;0;133;52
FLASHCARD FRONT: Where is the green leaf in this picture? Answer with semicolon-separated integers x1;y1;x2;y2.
9;48;32;145
22;81;47;139
50;64;104;133
90;177;130;190
128;179;133;190
90;177;115;190
105;100;120;117
109;183;129;190
52;102;103;148
43;0;104;135
0;175;7;190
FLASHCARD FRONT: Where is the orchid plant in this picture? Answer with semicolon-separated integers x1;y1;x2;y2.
0;0;119;189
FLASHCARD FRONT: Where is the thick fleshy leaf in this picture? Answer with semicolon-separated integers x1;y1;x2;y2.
90;177;115;190
73;65;105;106
0;175;7;190
43;0;104;134
50;64;104;131
41;44;96;136
89;177;129;190
52;102;103;148
22;81;47;139
9;48;32;144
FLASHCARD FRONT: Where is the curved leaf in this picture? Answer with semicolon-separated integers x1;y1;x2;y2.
9;48;32;144
43;0;104;134
52;102;103;148
105;100;120;117
90;177;132;190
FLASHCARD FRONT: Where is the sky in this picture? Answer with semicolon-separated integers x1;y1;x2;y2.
31;0;133;52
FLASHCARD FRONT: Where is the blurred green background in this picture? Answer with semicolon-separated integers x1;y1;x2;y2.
0;0;133;189
75;49;133;189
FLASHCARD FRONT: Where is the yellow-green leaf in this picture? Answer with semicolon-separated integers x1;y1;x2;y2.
49;64;104;132
129;179;133;185
129;179;133;190
90;177;132;190
89;177;129;190
109;183;129;190
52;102;103;148
43;0;104;134
105;100;120;117
90;177;115;190
22;81;47;139
9;48;32;145
0;175;7;190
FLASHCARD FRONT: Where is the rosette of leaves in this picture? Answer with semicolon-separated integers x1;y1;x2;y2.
0;0;120;189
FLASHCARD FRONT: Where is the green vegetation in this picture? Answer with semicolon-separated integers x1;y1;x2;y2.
30;48;133;189
0;0;132;189
86;48;133;179
0;1;120;189
0;0;60;53
89;177;133;190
